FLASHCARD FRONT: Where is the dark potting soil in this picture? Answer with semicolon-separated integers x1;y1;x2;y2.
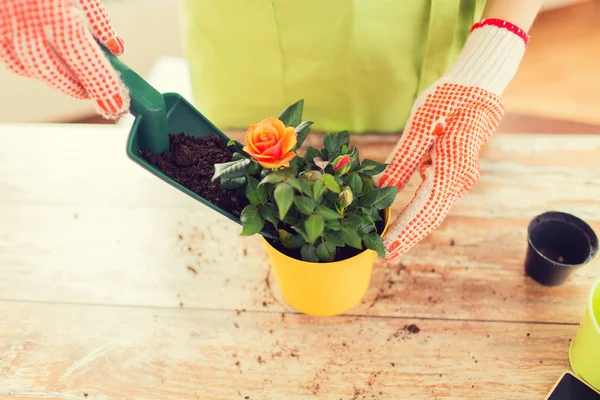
139;133;249;217
265;211;387;263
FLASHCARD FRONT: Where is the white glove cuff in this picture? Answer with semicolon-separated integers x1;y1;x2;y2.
443;18;529;96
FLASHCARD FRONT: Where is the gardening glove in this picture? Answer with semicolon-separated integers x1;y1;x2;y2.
0;0;129;120
376;18;529;261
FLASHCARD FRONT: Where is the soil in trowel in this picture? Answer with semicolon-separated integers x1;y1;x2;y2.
139;133;248;217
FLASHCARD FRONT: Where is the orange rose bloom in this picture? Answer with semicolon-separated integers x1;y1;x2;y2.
243;117;298;169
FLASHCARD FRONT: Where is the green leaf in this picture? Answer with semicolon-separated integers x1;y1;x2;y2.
305;214;325;243
278;99;304;127
361;179;375;195
363;232;386;257
357;159;388;177
211;158;251;181
294;196;316;215
295;120;313;149
246;176;267;205
347;173;363;197
274;183;294;219
301;244;319;263
342;214;364;230
341;227;363;249
286;177;302;192
360;209;375;224
240;206;265;236
370;206;383;222
259;203;279;227
247;161;261;175
279;229;305;249
231;152;245;161
283;209;300;227
305;146;320;166
360;186;399;209
358;220;376;235
323;133;339;157
348;146;360;171
289;155;304;170
321;174;341;193
324;191;339;205
337;131;350;147
316;206;341;220
341;144;348;154
292;227;310;242
220;176;247;190
326;219;342;231
313;180;325;200
260;173;285;186
317;241;336;262
279;229;292;242
299;180;312;197
324;231;344;246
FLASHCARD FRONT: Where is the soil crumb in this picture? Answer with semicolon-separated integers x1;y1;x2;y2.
405;324;420;334
187;265;198;275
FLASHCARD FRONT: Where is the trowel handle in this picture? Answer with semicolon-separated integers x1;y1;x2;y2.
100;46;169;154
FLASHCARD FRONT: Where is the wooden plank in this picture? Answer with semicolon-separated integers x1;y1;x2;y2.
0;204;597;324
0;302;577;400
0;125;599;323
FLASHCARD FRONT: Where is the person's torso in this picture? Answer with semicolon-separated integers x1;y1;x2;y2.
179;0;486;133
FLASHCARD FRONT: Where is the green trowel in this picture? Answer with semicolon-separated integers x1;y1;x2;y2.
101;47;278;239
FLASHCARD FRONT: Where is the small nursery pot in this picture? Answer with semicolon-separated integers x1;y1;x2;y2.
525;211;598;286
262;208;391;317
569;275;600;391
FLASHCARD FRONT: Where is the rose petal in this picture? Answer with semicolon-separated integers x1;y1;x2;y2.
280;127;298;153
269;118;286;138
265;151;296;169
250;152;276;161
263;140;283;159
255;137;277;152
244;124;261;154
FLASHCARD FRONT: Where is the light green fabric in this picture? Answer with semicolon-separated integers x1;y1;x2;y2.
179;0;486;133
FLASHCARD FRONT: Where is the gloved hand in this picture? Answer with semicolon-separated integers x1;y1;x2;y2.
376;18;529;261
0;0;129;120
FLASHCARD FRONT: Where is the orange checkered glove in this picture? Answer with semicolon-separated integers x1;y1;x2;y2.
0;0;129;120
376;19;529;261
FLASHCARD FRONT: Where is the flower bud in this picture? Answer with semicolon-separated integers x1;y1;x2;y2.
333;155;352;174
338;186;353;207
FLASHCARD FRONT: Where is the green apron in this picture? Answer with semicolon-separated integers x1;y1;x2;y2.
179;0;486;133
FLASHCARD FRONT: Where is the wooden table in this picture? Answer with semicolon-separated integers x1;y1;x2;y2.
1;124;599;400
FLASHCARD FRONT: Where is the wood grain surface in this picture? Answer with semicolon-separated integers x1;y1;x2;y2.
0;124;598;399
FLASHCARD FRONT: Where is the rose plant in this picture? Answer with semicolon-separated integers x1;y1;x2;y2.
212;100;398;263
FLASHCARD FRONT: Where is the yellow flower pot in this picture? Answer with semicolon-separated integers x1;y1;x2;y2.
569;275;600;391
262;208;391;316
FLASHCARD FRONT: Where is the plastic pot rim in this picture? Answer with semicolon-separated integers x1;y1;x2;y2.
527;211;599;269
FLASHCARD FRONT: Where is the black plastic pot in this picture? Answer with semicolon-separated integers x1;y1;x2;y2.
525;211;598;286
